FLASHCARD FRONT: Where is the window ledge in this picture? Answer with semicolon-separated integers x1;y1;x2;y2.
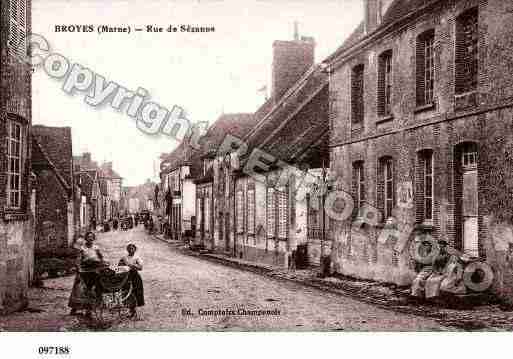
415;222;434;231
3;210;30;221
351;122;364;130
414;103;436;113
376;115;394;125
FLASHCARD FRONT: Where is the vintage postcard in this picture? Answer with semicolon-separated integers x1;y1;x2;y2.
1;0;513;348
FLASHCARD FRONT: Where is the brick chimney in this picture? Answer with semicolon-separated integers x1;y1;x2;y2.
271;35;315;102
364;0;394;34
364;0;379;34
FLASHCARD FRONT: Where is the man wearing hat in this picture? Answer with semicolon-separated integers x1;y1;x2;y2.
411;237;451;298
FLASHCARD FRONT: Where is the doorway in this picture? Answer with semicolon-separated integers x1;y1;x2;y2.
456;142;479;257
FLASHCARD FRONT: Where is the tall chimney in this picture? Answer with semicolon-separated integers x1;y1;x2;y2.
271;36;315;101
364;0;379;35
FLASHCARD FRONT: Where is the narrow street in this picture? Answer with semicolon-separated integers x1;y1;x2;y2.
1;226;453;331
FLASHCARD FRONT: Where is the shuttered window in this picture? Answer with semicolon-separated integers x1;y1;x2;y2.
8;0;28;59
378;157;394;219
416;150;434;222
351;64;365;124
378;50;393;117
247;188;255;234
277;189;288;239
266;187;276;237
416;30;435;106
205;196;210;232
352;161;365;214
197;198;203;231
455;8;479;95
236;191;244;233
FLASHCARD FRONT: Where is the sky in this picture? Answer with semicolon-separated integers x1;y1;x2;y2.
32;0;363;186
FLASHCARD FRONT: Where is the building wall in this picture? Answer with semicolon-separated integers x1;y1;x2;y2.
0;0;34;314
34;170;70;254
329;0;513;296
0;219;35;314
182;177;196;234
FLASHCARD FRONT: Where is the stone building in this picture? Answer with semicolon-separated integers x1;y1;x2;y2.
193;113;255;249
209;34;330;267
161;140;199;241
324;0;513;299
0;0;35;314
31;125;75;255
99;162;122;220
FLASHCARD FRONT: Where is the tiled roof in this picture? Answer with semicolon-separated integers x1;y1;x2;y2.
31;137;72;194
32;125;73;191
240;65;329;166
325;0;437;63
200;113;255;157
161;113;256;178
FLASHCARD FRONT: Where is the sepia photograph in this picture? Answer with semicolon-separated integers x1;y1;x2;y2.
1;0;513;353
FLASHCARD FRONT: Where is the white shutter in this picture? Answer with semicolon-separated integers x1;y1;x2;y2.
277;190;288;239
197;198;202;230
236;191;244;233
247;189;255;234
267;188;275;237
204;197;209;232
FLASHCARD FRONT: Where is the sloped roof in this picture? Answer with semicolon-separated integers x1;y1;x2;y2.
161;113;256;178
31;137;72;195
239;65;329;167
200;113;255;157
32;125;73;193
325;0;438;64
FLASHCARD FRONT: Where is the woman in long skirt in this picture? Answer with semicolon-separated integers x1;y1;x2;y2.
119;243;144;317
68;231;104;317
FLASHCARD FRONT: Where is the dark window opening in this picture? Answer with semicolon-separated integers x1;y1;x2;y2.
416;30;435;106
455;8;479;95
378;50;393;117
351;64;365;124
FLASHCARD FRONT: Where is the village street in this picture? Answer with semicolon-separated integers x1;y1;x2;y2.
0;226;454;331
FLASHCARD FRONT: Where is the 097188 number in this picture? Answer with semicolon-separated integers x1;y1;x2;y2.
38;346;70;355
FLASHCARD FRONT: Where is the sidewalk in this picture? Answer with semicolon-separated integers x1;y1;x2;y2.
153;233;513;331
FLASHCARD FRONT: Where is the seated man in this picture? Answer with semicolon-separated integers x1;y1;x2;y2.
411;239;451;298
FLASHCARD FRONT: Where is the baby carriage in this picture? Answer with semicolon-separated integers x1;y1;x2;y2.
81;264;136;324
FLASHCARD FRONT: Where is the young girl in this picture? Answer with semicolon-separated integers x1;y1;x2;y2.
119;243;145;317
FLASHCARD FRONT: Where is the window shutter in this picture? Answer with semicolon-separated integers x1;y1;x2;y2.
377;160;385;217
351;65;364;124
8;0;27;58
247;189;255;234
277;189;288;239
267;188;275;238
455;8;478;94
416;37;426;106
377;56;385;116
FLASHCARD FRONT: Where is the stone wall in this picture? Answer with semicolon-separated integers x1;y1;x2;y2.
328;0;513;298
0;218;34;314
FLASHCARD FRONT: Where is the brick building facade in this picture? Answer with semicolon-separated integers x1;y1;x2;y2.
0;0;35;314
325;0;513;299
